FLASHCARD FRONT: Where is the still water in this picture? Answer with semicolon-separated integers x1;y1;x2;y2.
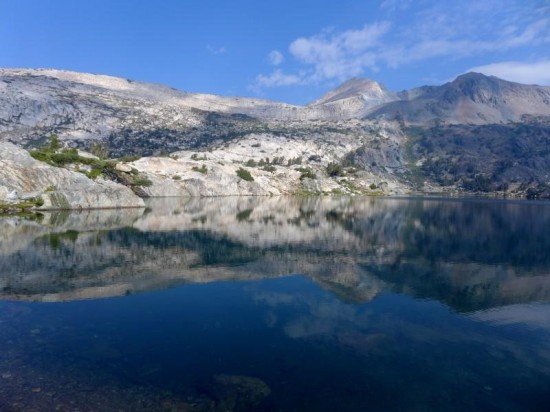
0;196;549;411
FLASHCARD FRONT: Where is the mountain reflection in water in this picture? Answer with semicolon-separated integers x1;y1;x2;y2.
0;196;549;411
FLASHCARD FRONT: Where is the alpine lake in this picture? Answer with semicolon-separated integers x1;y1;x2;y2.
0;196;549;411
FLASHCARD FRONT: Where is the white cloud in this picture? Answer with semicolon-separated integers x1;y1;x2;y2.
206;45;227;55
252;0;550;91
288;22;389;82
267;50;284;65
467;60;550;85
253;69;305;88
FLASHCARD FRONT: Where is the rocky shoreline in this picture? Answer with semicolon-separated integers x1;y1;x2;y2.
1;137;547;212
0;143;144;211
0;140;406;212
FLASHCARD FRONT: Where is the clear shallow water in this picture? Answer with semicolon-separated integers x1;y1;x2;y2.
0;196;549;411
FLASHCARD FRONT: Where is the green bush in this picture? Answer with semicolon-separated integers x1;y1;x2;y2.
326;162;344;177
86;169;103;180
131;176;153;187
30;147;80;166
236;167;254;181
287;156;303;166
192;164;208;174
296;167;316;180
51;148;79;165
369;183;378;190
49;134;60;150
30;150;51;163
191;153;208;161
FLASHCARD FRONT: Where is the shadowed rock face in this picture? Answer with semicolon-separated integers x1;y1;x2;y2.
367;73;550;125
0;196;548;311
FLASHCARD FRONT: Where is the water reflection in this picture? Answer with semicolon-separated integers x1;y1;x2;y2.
0;197;549;411
1;197;549;310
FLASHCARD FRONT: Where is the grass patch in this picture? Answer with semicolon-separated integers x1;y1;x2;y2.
0;196;45;212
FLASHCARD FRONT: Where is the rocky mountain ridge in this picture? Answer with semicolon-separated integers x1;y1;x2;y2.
369;72;550;124
1;68;549;202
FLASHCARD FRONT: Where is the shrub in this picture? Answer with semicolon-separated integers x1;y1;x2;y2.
49;134;60;150
51;148;79;165
30;150;51;163
236;167;254;181
30;147;79;166
287;156;303;166
191;153;208;161
192;164;208;174
369;183;378;190
86;169;103;180
272;156;285;165
326;162;344;177
296;167;316;180
131;177;153;187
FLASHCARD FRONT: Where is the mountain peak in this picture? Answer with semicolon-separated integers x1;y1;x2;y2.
309;77;395;106
454;72;490;81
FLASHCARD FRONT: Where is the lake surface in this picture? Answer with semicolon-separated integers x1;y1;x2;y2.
0;196;549;411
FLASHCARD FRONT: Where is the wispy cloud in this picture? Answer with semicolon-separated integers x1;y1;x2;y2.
288;22;389;82
253;69;305;90
267;50;284;65
252;22;389;89
252;0;550;90
206;45;227;55
468;60;550;85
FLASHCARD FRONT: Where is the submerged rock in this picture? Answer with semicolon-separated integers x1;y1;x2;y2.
207;374;271;411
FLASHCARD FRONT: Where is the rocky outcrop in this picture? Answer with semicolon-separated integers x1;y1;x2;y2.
0;142;144;209
128;128;408;197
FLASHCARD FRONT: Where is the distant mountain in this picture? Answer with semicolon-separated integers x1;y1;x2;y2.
367;72;550;124
307;77;397;117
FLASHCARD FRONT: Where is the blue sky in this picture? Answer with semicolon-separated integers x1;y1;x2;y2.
1;0;549;104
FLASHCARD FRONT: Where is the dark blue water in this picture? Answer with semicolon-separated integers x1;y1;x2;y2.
0;197;549;411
